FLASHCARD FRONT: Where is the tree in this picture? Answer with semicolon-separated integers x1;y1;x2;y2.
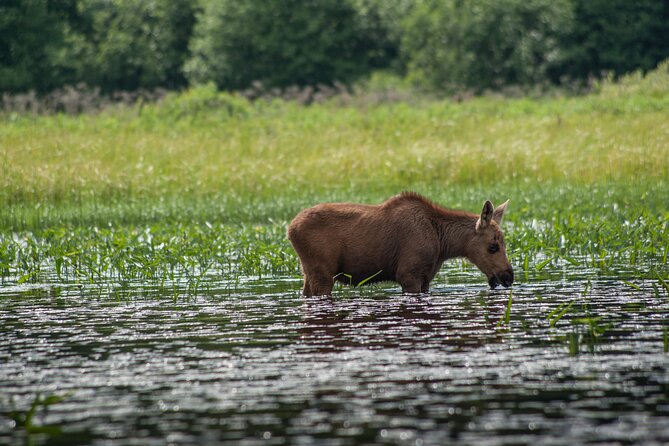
401;0;573;92
351;0;414;72
186;0;383;90
557;0;669;81
56;0;198;92
0;0;77;92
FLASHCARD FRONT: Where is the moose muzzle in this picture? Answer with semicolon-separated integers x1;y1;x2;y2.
489;269;514;289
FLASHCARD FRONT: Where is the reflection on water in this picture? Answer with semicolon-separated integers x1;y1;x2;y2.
1;277;668;445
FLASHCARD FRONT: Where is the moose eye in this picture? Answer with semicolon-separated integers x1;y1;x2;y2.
488;243;500;254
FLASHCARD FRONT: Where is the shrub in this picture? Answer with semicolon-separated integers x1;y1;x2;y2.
155;83;251;122
597;58;669;99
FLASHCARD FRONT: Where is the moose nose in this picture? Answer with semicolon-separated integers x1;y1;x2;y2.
500;269;514;288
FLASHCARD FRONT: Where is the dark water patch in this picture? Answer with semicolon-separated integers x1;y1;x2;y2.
1;277;668;445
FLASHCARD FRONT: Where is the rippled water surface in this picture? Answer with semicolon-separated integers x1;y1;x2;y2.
1;275;668;445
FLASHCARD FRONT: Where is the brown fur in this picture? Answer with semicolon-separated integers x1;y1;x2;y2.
287;192;513;296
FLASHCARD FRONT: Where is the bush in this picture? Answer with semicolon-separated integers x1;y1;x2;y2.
401;0;572;93
155;83;251;122
597;58;669;99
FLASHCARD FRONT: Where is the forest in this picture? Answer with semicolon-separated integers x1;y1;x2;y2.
2;0;669;96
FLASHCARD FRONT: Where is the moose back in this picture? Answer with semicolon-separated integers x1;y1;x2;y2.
287;192;513;296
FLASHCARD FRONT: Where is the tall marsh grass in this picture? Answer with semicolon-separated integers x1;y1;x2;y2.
3;73;668;219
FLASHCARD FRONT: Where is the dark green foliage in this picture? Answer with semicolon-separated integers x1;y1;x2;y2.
186;0;387;90
0;0;76;92
1;0;197;93
400;0;573;93
2;0;669;95
351;0;414;72
58;0;198;92
557;0;669;81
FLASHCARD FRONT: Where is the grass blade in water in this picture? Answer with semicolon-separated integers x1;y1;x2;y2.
548;300;575;327
656;272;669;297
497;290;513;328
357;270;383;287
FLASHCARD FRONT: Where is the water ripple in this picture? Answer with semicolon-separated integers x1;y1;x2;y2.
1;277;668;445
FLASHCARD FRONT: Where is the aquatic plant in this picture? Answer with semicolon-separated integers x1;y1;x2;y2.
8;392;71;441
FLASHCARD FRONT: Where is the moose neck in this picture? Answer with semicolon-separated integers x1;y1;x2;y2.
437;212;478;260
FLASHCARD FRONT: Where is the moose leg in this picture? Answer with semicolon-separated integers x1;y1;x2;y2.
401;272;431;294
305;269;334;296
301;275;314;297
399;279;422;294
421;268;439;294
397;270;423;294
397;260;431;294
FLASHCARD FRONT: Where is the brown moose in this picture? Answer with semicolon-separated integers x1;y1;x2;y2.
287;192;513;296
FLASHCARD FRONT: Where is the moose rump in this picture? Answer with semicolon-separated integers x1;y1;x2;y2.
287;193;513;297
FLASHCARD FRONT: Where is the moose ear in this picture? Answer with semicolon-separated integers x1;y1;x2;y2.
477;200;494;230
493;199;510;225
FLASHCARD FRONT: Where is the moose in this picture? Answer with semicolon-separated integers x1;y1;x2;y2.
287;192;513;296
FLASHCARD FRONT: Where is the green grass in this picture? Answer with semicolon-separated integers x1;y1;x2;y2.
1;67;669;290
2;79;669;224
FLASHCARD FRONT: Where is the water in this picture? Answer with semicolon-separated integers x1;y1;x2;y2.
1;274;668;445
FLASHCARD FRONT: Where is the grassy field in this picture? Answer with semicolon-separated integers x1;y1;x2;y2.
1;65;669;292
